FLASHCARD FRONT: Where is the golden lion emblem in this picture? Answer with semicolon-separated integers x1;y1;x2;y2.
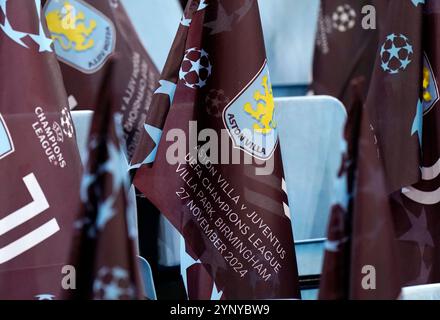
243;75;277;135
423;66;432;103
46;1;97;52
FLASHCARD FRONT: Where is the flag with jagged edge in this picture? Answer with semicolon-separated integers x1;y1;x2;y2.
0;0;83;300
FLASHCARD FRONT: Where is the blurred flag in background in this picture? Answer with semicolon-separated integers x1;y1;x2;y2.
364;0;423;193
132;0;300;299
0;0;82;299
317;0;440;298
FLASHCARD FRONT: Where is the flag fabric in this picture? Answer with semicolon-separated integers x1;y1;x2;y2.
389;0;440;287
70;62;143;300
319;80;402;300
311;0;383;107
179;0;189;10
43;0;159;160
317;0;434;298
312;0;424;192
132;0;300;300
0;0;83;299
364;0;423;193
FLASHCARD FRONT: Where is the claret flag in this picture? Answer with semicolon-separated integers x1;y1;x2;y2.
132;0;300;300
0;0;82;300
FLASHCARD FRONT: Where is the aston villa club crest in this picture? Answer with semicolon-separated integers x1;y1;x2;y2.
223;62;278;160
422;53;439;115
44;0;116;73
0;114;14;160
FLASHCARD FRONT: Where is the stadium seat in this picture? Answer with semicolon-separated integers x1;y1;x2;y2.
158;215;181;267
138;256;158;300
259;0;319;86
275;96;347;241
71;109;139;252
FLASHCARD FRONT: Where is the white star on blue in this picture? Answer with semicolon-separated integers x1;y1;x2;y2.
388;44;401;59
400;34;409;41
381;61;390;72
189;59;202;76
200;49;209;58
197;0;208;11
386;33;397;42
404;43;414;55
196;78;207;88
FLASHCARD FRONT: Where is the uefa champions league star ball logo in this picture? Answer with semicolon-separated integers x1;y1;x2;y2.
206;89;230;118
35;294;55;300
332;4;356;32
179;47;213;89
93;266;135;300
380;33;414;74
